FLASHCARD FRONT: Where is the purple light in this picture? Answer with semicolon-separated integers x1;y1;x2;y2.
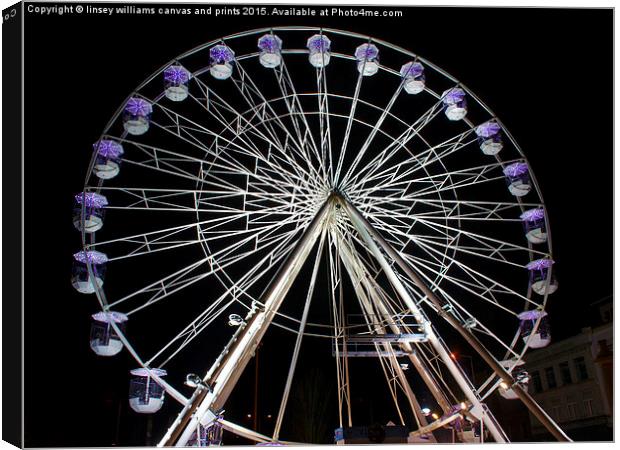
125;97;153;116
258;34;282;52
94;140;124;158
503;162;529;177
210;45;235;62
73;250;109;265
526;258;554;271
400;61;424;78
354;43;379;61
92;311;128;323
442;88;466;105
520;208;545;222
517;310;548;321
307;34;331;52
164;65;191;84
475;121;502;138
75;192;108;208
130;367;167;377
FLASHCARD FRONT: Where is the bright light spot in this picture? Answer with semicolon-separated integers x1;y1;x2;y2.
460;402;467;410
500;382;509;389
431;413;439;420
247;414;252;418
450;352;456;359
267;414;272;419
421;407;431;415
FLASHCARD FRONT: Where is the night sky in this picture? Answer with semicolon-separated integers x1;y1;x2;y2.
21;4;612;447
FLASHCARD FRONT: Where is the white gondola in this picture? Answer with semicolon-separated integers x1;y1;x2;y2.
93;140;124;180
503;162;531;197
442;88;468;121
71;250;107;294
123;97;152;136
400;61;425;94
307;34;331;68
527;258;558;295
209;45;235;80
475;121;504;155
518;310;551;349
90;311;128;356
129;368;167;413
498;358;529;399
164;65;191;102
73;192;108;233
520;208;547;244
354;43;380;76
257;34;283;68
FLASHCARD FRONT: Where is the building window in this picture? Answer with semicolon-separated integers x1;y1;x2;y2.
552;406;563;421
545;366;557;389
574;357;588;381
583;399;593;417
531;370;543;393
559;361;572;385
567;403;578;420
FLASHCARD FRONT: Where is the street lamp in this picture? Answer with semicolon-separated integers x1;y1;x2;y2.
184;373;212;391
228;314;245;326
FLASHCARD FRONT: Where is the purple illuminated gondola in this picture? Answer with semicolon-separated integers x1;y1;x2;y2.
90;311;128;356
442;88;468;121
503;162;531;197
400;61;425;95
209;45;235;80
73;192;108;233
307;34;331;68
526;258;558;295
129;368;167;413
517;310;551;348
93;140;124;180
475;121;504;155
520;208;547;244
257;34;283;68
163;65;191;102
354;43;380;76
71;250;108;294
123;97;152;136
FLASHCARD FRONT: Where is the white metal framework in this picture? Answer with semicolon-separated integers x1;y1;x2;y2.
76;27;567;445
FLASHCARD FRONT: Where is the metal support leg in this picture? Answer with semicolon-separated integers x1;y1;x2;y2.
340;195;570;442
339;237;453;415
158;196;335;447
340;196;508;443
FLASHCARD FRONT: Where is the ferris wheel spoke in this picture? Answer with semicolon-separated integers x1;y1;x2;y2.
190;77;321;191
333;71;364;185
348;128;477;194
149;100;316;189
339;85;405;188
400;241;540;309
316;65;335;182
117;131;312;198
402;275;523;359
147;227;305;367
359;158;522;200
94;204;310;263
108;218;305;313
406;215;546;258
273;59;328;182
230;61;326;186
342;97;445;190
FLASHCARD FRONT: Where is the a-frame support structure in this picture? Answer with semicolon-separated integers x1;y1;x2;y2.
158;193;570;446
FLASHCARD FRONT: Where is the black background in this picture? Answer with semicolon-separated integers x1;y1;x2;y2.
20;3;612;447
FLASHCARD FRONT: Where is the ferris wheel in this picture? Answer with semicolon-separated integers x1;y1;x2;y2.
72;27;569;445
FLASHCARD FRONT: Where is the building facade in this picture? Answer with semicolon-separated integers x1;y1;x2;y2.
522;300;612;441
